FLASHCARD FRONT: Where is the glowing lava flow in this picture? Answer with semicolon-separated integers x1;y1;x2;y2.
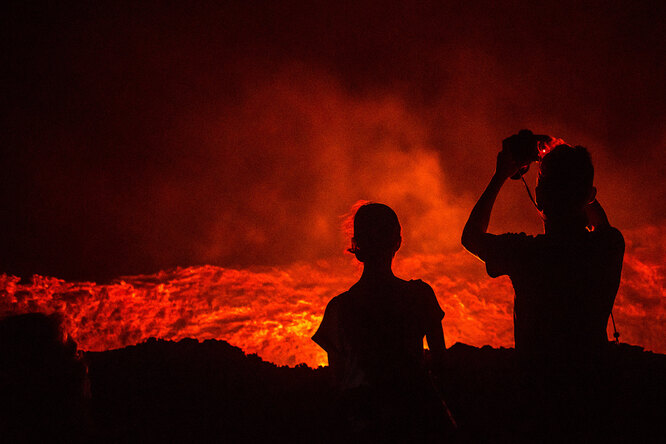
1;233;664;367
0;263;353;367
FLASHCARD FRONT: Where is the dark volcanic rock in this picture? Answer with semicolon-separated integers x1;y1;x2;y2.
85;340;665;443
86;338;335;443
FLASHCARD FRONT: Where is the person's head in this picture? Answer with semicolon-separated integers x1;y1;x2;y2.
348;203;401;263
536;145;596;220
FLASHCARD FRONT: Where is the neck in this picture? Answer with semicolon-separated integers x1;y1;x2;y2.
359;257;395;283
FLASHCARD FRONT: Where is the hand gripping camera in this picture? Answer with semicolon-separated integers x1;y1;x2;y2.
502;129;562;179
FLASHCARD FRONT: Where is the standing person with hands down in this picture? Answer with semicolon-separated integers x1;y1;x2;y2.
461;130;624;441
313;202;455;442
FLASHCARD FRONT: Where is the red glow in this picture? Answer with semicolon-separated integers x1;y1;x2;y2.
537;137;567;157
2;3;664;373
1;234;663;367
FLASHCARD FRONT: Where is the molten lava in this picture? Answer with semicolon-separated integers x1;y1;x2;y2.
1;232;663;367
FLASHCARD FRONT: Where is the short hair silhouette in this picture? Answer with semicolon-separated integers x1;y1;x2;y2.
462;132;625;441
536;145;595;217
348;203;401;262
314;202;452;440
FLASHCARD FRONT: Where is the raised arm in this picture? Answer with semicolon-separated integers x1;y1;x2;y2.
461;149;520;258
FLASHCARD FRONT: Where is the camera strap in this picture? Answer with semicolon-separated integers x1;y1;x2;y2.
610;311;620;343
520;176;540;213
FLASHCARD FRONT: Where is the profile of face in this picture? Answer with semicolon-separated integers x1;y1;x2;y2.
535;145;596;219
348;203;402;263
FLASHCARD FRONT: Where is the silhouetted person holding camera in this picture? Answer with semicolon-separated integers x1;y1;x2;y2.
462;131;624;441
313;203;453;441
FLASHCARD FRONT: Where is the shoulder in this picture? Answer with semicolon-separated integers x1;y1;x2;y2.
592;225;625;251
324;285;361;314
324;291;347;313
407;280;444;320
312;292;349;351
482;231;538;256
406;279;438;303
483;232;536;277
484;231;536;251
602;225;624;244
504;231;536;243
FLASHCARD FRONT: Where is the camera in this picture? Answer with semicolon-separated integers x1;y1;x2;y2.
502;129;554;179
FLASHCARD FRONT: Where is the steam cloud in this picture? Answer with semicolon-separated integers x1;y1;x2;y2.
2;2;664;363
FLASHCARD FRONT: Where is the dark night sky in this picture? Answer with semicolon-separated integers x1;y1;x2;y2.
3;1;665;281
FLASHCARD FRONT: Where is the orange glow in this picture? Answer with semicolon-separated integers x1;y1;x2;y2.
3;4;664;377
1;234;663;367
537;137;567;157
1;71;664;368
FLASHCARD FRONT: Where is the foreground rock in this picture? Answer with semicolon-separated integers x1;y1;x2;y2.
86;339;665;442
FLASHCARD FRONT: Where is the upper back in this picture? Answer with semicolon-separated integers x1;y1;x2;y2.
334;279;438;387
507;227;625;358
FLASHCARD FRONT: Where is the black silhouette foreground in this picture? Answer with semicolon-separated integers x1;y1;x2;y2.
70;338;666;443
0;313;92;442
312;203;454;441
1;313;664;443
462;133;626;441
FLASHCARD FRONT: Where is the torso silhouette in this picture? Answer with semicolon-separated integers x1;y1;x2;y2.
313;278;443;392
483;225;624;368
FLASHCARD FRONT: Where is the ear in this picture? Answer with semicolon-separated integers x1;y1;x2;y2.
586;186;597;205
349;237;358;253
